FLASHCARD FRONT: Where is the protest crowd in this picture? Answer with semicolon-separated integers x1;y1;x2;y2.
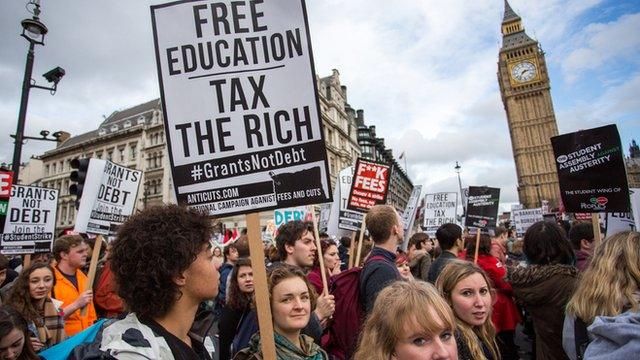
1;1;638;359
0;202;637;360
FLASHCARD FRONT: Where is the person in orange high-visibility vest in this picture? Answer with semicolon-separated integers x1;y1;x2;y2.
52;235;97;336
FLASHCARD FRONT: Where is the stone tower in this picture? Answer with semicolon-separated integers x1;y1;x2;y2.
498;0;561;209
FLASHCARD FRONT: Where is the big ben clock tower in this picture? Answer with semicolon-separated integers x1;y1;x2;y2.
498;0;561;209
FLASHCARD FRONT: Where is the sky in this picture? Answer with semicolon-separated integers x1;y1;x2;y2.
1;0;638;212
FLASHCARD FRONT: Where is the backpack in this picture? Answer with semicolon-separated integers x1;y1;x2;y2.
326;255;385;360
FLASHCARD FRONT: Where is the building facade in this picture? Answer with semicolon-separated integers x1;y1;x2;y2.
498;1;561;209
353;109;413;212
39;71;362;231
39;99;172;232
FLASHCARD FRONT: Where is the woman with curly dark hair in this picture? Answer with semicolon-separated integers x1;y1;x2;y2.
0;305;39;360
5;263;65;351
219;258;254;360
99;204;220;359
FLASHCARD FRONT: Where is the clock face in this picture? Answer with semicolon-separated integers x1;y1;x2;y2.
511;61;537;83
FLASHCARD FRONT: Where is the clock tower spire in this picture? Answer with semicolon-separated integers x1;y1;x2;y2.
497;1;561;209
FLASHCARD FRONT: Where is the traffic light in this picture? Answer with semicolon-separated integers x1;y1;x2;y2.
69;158;90;202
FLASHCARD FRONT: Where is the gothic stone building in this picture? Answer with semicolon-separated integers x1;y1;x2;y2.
498;1;561;209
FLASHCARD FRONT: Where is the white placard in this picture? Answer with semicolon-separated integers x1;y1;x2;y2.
74;159;142;235
151;0;331;217
1;185;58;254
513;208;543;236
337;166;363;231
401;185;422;251
423;192;458;235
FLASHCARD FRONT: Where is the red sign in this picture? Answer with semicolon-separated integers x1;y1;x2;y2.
346;158;391;213
0;171;13;200
574;213;592;220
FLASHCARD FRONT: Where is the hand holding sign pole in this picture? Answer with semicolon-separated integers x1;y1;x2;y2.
311;205;328;296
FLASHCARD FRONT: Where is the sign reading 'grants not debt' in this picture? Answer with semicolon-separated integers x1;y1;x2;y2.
151;0;332;217
346;158;391;213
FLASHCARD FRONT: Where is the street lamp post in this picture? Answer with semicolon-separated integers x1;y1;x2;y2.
455;161;465;217
11;0;65;182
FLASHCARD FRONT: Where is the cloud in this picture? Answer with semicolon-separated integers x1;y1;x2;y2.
561;13;640;83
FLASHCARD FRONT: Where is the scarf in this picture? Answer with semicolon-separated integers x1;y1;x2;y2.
37;297;65;347
245;332;326;360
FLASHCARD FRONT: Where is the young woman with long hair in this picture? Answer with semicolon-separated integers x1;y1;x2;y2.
563;231;640;360
0;306;39;360
395;253;414;281
307;239;341;295
507;220;577;360
5;263;65;351
234;265;328;360
465;234;520;360
437;260;500;360
219;258;254;360
354;281;458;360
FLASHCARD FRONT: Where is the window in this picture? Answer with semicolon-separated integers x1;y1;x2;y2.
130;143;137;160
98;128;106;136
137;116;145;125
45;165;49;176
107;150;113;161
96;151;103;159
52;163;57;173
110;124;118;132
123;120;132;128
119;147;125;162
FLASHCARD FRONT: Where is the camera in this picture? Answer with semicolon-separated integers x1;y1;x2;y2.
43;66;65;84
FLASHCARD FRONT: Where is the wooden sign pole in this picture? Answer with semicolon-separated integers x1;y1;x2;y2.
81;234;103;316
348;231;357;269
354;215;367;267
311;206;328;296
246;212;276;359
473;229;481;264
23;254;31;270
591;213;602;249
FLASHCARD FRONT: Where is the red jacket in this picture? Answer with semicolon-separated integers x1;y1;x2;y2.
476;254;521;332
94;261;124;318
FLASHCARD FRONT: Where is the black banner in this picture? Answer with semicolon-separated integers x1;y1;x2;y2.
465;186;500;229
551;124;630;213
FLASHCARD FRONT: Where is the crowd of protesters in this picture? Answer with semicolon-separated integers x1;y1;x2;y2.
0;203;638;360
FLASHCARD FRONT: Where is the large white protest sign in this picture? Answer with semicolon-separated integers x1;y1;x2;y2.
151;0;332;217
337;166;363;231
75;159;142;236
513;208;543;236
423;192;458;235
401;185;422;251
1;185;58;254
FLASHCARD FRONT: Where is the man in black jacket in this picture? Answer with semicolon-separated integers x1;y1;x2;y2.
427;223;463;283
358;205;404;315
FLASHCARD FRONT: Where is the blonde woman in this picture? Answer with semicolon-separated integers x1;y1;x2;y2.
563;231;640;360
437;260;500;360
354;281;458;360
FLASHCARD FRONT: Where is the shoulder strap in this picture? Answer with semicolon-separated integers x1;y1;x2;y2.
574;316;589;360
